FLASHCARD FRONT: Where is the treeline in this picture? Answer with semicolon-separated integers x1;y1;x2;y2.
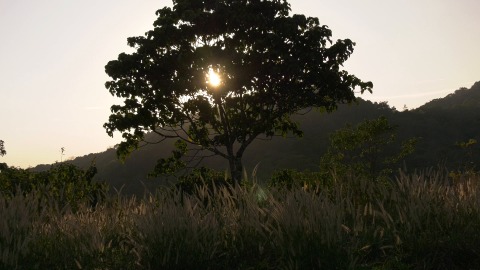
25;81;480;194
0;163;106;211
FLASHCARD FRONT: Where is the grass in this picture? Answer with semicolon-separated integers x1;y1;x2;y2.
1;169;480;269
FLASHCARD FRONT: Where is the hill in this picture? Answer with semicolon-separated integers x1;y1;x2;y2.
418;81;480;111
403;81;480;168
33;81;480;194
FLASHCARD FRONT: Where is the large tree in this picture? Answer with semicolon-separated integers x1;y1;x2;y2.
104;0;372;184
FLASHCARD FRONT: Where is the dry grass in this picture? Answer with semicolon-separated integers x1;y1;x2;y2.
0;190;44;268
1;169;480;269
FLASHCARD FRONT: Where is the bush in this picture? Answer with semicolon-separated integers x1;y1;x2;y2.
0;163;107;211
175;167;232;195
268;169;329;192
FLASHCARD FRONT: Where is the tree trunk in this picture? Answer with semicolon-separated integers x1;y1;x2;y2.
229;156;243;186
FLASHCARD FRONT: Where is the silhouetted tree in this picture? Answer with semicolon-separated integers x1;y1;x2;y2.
104;0;372;184
0;140;5;157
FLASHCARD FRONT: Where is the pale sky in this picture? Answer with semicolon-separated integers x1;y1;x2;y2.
1;0;479;168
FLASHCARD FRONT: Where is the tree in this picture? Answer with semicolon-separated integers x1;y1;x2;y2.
452;138;478;176
320;116;417;182
0;140;5;157
104;0;372;184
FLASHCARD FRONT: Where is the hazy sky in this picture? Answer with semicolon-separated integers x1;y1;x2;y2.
1;0;479;168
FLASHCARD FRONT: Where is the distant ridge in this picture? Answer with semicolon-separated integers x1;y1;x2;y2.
417;81;480;110
32;81;480;194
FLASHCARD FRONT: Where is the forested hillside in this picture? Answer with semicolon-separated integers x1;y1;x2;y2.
33;82;480;193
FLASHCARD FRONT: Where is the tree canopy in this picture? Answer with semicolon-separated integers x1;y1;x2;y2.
104;0;372;184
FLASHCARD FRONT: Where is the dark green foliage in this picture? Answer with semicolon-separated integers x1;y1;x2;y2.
449;138;479;181
268;169;327;192
151;140;188;176
320;116;418;182
175;167;230;195
104;0;372;184
0;163;107;211
0;163;35;195
268;168;298;190
454;138;477;172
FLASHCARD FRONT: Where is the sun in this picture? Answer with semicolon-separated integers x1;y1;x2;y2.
207;68;221;87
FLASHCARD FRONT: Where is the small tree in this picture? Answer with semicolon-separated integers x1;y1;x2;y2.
0;140;5;157
450;139;478;179
104;0;372;184
320;116;417;182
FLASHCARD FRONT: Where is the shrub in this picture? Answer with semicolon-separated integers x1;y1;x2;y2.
268;169;329;192
0;163;107;211
174;167;231;196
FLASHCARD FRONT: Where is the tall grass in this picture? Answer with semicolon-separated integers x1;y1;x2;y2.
1;169;479;269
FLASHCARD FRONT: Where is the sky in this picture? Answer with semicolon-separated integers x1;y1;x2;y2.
1;0;479;168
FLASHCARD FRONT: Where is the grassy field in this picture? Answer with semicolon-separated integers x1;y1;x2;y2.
1;169;480;269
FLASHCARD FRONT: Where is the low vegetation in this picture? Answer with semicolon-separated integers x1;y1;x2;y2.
1;165;479;269
1;117;478;269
